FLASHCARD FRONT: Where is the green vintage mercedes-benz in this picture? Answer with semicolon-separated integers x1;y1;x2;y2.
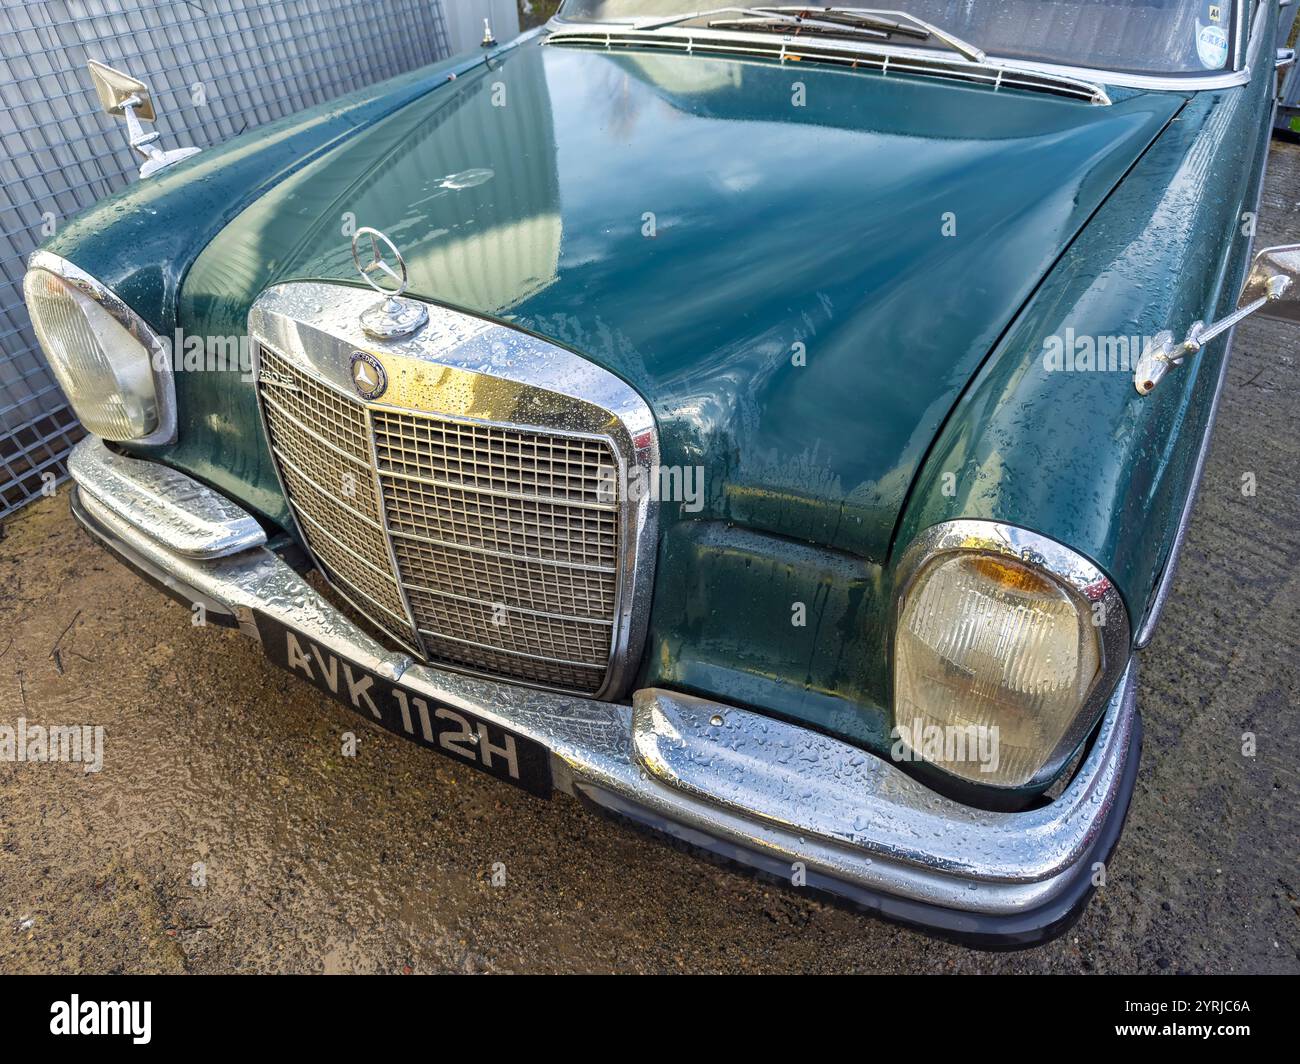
24;1;1300;946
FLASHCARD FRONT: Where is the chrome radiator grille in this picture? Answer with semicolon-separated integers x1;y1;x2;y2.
257;344;622;694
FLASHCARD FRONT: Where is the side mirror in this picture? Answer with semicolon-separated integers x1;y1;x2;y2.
1135;243;1299;394
1238;244;1300;323
87;59;157;120
87;59;199;179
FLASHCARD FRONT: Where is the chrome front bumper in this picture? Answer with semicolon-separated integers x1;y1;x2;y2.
68;437;1142;947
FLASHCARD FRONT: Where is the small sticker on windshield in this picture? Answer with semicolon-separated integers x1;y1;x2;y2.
1196;21;1229;69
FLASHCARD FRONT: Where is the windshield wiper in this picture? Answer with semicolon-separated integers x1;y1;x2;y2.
630;7;986;65
705;16;892;42
753;8;929;40
632;7;830;32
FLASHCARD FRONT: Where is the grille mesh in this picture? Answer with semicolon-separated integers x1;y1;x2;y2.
373;413;615;504
257;344;621;693
258;347;415;636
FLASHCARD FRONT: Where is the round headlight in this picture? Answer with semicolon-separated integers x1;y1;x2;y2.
22;253;173;444
894;522;1126;788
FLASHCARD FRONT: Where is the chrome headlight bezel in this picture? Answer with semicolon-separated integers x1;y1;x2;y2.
24;250;176;446
892;519;1130;791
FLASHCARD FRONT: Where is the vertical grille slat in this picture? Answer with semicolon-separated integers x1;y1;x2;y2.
256;344;622;694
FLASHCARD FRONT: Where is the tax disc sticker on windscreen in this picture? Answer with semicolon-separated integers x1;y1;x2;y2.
1196;4;1229;70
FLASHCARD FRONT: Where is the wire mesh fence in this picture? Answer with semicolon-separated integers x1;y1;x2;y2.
0;0;452;518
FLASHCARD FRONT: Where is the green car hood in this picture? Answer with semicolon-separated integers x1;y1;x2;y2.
180;36;1179;562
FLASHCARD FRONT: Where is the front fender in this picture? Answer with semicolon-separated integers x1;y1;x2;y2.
895;73;1273;637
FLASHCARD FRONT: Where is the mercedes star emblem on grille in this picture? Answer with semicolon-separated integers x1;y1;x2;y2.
349;350;387;400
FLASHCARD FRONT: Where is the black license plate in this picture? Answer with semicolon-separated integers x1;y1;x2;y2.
255;612;551;797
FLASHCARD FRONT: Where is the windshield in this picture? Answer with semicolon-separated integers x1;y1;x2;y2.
554;2;1238;76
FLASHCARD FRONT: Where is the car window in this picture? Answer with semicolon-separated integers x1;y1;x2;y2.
556;1;1239;76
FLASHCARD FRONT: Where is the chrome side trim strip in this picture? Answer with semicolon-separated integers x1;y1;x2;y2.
26;250;178;447
1134;408;1219;650
1234;0;1251;72
68;438;265;559
66;441;1139;918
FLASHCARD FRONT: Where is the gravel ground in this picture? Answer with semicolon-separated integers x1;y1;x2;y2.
1;146;1298;976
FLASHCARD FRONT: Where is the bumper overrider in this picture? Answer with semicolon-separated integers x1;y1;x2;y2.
68;436;1142;948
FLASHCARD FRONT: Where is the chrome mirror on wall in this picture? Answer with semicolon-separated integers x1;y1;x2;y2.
1135;243;1300;395
87;59;200;179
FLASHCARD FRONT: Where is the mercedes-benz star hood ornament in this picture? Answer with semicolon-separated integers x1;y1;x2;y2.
350;226;429;340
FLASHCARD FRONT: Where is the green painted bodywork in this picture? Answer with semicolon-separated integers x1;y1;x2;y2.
42;20;1277;792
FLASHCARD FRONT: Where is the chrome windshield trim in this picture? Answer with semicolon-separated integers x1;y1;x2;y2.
547;20;1110;102
892;520;1132;791
548;3;1264;94
25;249;178;447
1233;0;1250;71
